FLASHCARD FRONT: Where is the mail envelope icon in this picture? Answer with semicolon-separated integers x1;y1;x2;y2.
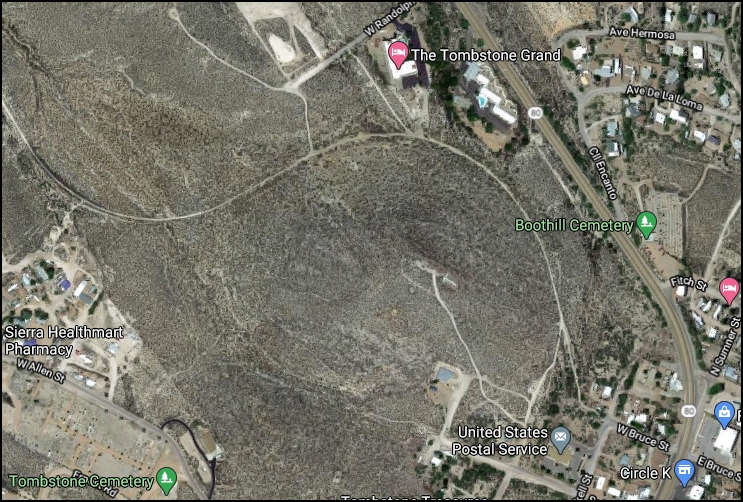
554;432;568;441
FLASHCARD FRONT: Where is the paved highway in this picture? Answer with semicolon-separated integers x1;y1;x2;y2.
457;4;698;499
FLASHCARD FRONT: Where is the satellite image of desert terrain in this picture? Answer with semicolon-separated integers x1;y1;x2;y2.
2;2;741;500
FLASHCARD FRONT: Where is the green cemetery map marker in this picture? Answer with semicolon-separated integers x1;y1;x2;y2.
156;467;177;496
636;211;657;240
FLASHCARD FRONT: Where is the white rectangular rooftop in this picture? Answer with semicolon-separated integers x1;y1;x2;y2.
713;427;738;453
475;74;490;86
478;87;502;106
492;105;516;124
73;280;88;298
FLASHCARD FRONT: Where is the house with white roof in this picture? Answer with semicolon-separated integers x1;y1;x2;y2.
692;45;705;69
572;45;587;61
688;485;704;500
669;372;684;391
713;304;723;320
613;57;621;77
628;413;648;425
73;280;88;298
595;476;606;490
669;108;688;124
607;486;622;498
664;9;674;25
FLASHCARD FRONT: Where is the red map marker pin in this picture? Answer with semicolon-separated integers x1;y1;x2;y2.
719;277;740;305
388;41;409;70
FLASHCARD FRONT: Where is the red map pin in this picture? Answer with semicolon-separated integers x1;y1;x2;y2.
719;277;740;305
388;41;409;70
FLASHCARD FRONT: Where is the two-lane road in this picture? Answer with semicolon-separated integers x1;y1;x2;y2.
457;4;698;499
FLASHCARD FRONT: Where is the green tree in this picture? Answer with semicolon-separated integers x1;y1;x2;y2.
466;105;478;122
677;7;689;24
708;383;725;395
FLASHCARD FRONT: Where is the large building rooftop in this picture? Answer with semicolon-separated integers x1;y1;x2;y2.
712;427;738;454
384;40;417;80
